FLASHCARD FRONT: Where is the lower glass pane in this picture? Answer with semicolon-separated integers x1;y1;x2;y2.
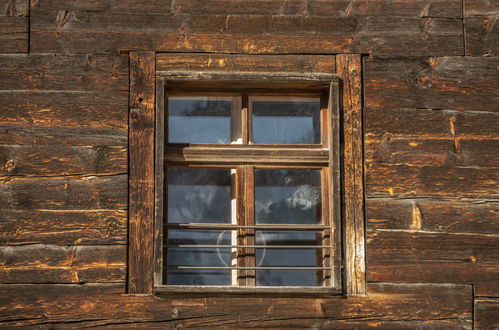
255;231;321;286
165;230;232;285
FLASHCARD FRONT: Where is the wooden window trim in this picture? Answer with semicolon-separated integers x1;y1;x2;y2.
128;52;366;296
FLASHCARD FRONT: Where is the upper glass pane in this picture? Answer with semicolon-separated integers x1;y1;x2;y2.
251;96;321;144
168;96;236;144
255;169;322;224
168;168;232;223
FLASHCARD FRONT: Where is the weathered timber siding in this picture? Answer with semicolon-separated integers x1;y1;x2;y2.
0;0;497;328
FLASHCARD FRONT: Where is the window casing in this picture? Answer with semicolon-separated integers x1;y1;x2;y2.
154;78;342;294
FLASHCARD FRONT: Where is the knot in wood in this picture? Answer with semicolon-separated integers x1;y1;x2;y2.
416;74;432;88
4;159;16;172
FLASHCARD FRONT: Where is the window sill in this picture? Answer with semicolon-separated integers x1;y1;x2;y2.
155;285;342;297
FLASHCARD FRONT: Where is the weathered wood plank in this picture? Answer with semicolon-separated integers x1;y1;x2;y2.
0;16;28;53
368;229;499;284
365;107;499;138
337;54;366;296
366;163;499;198
365;57;499;112
0;283;472;328
475;298;499;329
156;54;336;74
0;0;29;16
465;0;499;16
170;0;462;18
475;283;499;297
0;145;127;177
0;175;127;210
366;137;499;168
0;126;127;146
0;245;125;283
30;1;463;56
367;198;499;234
465;16;498;56
30;0;462;18
464;0;498;55
0;54;128;91
0;210;126;245
128;51;155;294
0;91;128;130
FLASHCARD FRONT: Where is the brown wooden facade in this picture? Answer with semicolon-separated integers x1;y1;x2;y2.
0;0;498;328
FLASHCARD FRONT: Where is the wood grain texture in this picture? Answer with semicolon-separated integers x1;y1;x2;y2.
0;54;128;91
465;16;499;56
0;0;29;16
0;91;128;130
0;126;127;146
368;229;499;284
0;16;28;53
475;298;499;329
367;198;499;234
0;0;29;52
0;175;127;210
337;54;366;296
365;107;499;138
365;57;499;112
0;245;125;283
128;51;155;294
464;0;498;56
465;0;499;16
157;53;336;74
27;0;462;17
0;145;127;177
366;163;498;198
30;0;463;55
366;137;498;168
475;283;499;297
0;209;126;245
0;283;472;328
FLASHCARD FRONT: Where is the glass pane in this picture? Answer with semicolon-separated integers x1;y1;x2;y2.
255;169;321;224
251;97;321;144
168;96;235;144
168;168;232;223
255;231;320;286
166;230;232;285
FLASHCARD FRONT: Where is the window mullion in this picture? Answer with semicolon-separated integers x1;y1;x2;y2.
241;93;249;145
243;165;256;286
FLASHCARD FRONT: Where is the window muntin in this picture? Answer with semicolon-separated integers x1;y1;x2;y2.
158;81;340;293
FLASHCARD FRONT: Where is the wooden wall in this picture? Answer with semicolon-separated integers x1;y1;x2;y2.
0;0;497;328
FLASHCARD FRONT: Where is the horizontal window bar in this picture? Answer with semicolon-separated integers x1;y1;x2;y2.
166;223;329;231
169;266;331;270
168;244;331;249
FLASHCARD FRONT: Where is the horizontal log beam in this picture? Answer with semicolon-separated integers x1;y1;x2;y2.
0;283;472;328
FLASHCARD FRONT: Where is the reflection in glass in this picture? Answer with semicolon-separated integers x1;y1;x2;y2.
168;96;235;143
255;169;321;224
168;168;232;223
251;97;321;144
256;231;320;286
166;230;232;285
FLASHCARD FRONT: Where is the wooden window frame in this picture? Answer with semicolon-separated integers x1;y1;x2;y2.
128;52;365;296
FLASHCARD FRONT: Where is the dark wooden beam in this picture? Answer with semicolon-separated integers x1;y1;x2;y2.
128;51;155;294
337;54;366;296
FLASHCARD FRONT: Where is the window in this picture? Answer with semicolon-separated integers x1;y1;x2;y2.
127;52;365;296
155;79;341;293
